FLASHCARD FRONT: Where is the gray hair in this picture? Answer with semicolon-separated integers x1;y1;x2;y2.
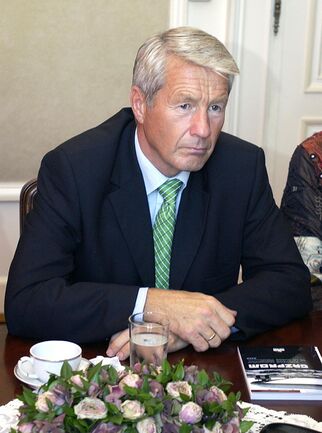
132;26;239;105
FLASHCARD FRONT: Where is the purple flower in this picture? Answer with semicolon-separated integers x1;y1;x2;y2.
31;415;66;433
149;380;164;398
196;386;227;407
74;397;107;420
104;384;125;409
121;399;145;420
209;386;227;404
88;382;101;397
179;402;203;424
166;381;192;400
162;421;180;433
222;416;240;433
36;391;62;412
91;422;123;433
18;423;34;433
137;417;157;433
34;422;64;433
184;365;199;384
132;362;144;374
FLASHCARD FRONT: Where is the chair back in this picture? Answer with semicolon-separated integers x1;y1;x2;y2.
20;179;37;234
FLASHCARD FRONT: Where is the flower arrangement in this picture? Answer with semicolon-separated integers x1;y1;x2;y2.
13;359;253;433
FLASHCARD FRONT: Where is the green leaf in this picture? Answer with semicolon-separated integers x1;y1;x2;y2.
20;387;37;406
60;361;73;379
197;369;209;387
106;365;119;384
63;405;75;416
173;361;185;381
143;398;164;416
109;414;124;425
106;402;121;415
123;384;138;396
170;399;182;416
212;372;232;393
87;361;103;382
156;359;172;384
179;392;190;402
124;425;137;433
202;401;221;416
205;418;217;430
162;359;171;375
142;376;150;393
240;420;255;433
179;423;193;433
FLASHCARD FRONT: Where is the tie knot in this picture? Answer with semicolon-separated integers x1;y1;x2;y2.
158;179;183;203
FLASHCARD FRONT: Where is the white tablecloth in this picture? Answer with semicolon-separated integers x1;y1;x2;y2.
1;399;322;433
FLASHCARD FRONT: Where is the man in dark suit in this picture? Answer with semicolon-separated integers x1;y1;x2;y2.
5;27;311;359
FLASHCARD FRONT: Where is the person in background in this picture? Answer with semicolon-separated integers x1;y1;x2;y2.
281;131;322;285
5;27;311;359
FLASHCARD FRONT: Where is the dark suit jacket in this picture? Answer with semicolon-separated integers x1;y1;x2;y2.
5;108;312;343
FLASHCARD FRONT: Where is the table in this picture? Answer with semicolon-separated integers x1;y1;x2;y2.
1;312;321;421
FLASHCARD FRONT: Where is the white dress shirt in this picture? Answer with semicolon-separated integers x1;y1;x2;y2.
132;130;190;314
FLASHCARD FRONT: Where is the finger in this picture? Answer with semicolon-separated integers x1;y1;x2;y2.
206;318;232;342
116;341;130;361
204;330;222;348
211;302;237;328
106;329;129;357
167;332;189;353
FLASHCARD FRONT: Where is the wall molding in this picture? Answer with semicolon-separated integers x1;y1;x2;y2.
169;0;188;27
224;0;245;136
305;0;322;93
300;116;322;140
0;183;23;202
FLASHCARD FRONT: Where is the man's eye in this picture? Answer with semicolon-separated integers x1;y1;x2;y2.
209;104;221;112
179;103;191;110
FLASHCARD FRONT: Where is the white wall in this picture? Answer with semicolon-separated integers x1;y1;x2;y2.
0;184;21;313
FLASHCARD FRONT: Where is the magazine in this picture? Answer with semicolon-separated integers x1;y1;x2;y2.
237;345;322;400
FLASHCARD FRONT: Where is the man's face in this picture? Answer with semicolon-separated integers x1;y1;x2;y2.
131;55;229;177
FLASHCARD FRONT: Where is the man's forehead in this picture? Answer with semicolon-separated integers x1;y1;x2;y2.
165;56;229;89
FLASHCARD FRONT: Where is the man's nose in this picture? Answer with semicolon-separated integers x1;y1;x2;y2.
190;110;211;138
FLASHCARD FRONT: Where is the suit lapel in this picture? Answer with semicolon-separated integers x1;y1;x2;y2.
105;124;211;290
107;130;155;287
170;171;209;289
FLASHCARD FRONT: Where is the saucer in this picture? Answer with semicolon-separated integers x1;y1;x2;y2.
14;357;90;389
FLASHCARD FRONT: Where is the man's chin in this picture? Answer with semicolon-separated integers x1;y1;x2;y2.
178;156;211;172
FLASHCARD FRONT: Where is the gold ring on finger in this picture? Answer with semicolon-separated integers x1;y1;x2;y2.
207;332;217;342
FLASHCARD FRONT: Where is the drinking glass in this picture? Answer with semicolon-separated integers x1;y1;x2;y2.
129;311;169;367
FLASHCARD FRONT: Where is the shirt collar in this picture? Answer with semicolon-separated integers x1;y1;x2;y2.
135;129;190;195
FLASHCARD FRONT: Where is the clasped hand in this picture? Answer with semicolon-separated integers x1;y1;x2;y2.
106;289;237;360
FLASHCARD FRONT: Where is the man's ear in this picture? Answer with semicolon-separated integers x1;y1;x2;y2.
130;86;147;124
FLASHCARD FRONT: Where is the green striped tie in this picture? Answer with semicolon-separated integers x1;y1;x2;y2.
153;179;183;289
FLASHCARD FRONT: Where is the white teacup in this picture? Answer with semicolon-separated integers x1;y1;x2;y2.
18;340;82;383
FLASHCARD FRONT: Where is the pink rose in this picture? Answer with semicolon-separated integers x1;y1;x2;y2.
121;399;145;420
70;374;84;388
209;386;227;403
35;391;58;412
179;402;203;424
120;373;142;390
74;397;107;420
18;423;34;433
136;417;157;433
166;381;192;400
